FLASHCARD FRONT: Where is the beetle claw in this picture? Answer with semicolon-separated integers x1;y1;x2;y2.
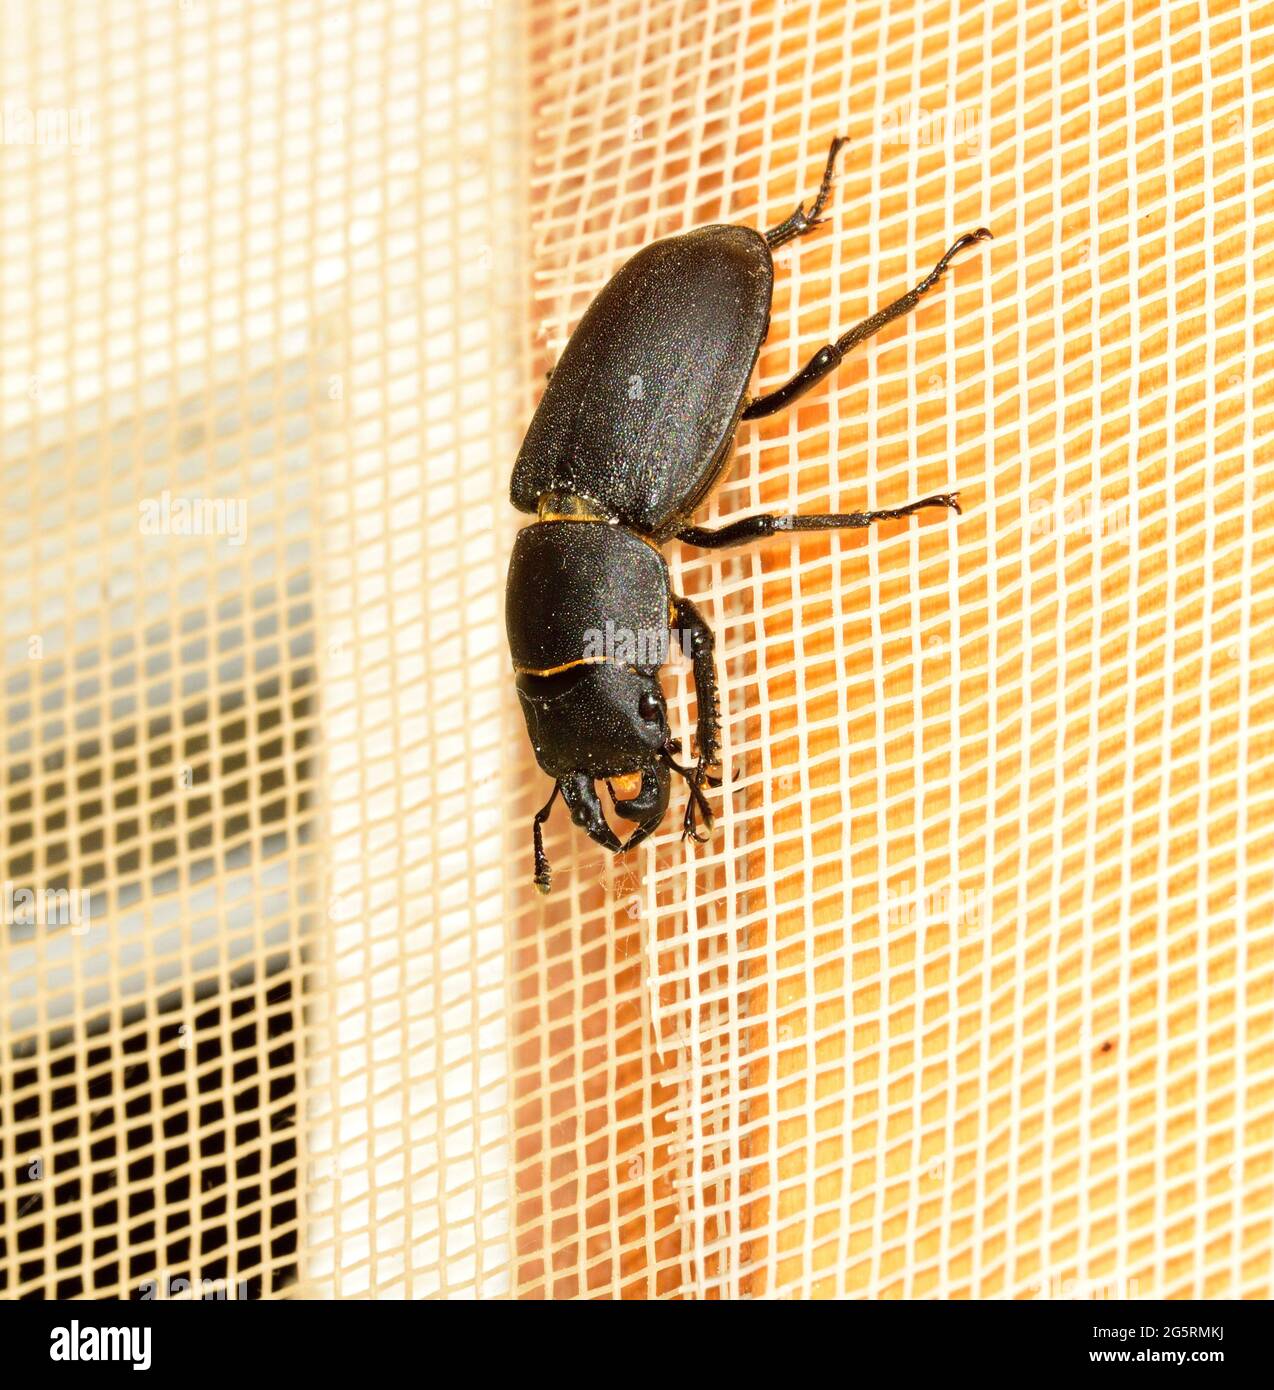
620;820;657;853
667;754;718;843
924;490;962;516
682;805;714;843
560;772;623;853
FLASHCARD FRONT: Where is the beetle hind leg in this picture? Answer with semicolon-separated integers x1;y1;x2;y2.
764;135;848;250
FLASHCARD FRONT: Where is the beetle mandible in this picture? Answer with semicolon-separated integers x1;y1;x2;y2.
507;137;991;892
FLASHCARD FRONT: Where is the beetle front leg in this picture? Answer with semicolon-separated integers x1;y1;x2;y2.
743;229;992;420
670;596;723;842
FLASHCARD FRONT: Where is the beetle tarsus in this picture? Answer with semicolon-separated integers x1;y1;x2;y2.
922;491;962;516
663;750;717;842
765;135;849;250
779;494;962;529
916;227;993;293
682;769;716;843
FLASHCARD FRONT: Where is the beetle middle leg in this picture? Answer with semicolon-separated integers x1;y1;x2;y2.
675;493;961;549
743;228;993;420
764;135;849;250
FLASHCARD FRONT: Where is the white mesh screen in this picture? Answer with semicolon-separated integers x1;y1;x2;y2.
1;0;1271;1301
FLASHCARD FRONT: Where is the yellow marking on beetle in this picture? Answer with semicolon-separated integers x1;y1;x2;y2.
532;493;666;555
537;493;609;521
609;772;644;802
532;514;665;556
513;655;606;677
514;656;643;677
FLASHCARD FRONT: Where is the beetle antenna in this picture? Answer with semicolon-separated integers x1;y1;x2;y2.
532;781;561;894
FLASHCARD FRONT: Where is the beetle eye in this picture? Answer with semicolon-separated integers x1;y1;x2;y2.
638;691;661;722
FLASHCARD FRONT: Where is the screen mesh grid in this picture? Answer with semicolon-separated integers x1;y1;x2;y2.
1;0;1271;1302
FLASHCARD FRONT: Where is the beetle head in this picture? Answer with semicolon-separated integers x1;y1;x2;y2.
515;661;669;778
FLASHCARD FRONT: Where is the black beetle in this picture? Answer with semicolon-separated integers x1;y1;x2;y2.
507;137;990;892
